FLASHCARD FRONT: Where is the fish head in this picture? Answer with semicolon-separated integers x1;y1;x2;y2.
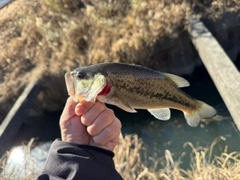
65;67;106;102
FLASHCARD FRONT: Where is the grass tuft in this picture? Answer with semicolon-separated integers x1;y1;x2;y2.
0;134;240;179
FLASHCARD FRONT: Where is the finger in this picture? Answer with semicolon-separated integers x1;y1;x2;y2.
87;108;114;136
81;101;106;126
60;97;78;123
75;100;95;116
103;135;121;151
92;117;122;146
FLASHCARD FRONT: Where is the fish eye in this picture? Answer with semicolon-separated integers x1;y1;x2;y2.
77;72;85;79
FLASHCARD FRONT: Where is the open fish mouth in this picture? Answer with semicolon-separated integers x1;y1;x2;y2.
65;72;75;96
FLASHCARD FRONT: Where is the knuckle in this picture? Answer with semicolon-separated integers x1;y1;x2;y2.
87;126;96;136
96;101;106;110
104;127;113;137
102;109;115;122
95;128;113;145
93;136;105;146
103;112;112;122
81;115;91;126
80;101;93;112
107;109;115;116
115;118;122;129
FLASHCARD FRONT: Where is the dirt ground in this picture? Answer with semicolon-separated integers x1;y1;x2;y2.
0;0;240;121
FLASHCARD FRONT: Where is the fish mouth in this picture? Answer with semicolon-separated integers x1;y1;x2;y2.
65;72;75;97
70;70;77;76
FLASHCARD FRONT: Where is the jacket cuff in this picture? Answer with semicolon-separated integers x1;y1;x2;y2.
53;139;115;168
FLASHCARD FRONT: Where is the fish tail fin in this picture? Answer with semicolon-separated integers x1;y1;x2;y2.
184;100;217;127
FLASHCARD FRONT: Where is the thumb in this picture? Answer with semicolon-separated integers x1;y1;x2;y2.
60;97;78;123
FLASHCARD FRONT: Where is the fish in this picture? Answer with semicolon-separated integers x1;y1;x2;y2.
65;62;216;127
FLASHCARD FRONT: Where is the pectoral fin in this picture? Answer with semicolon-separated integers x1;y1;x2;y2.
112;94;137;113
148;108;171;120
117;104;137;113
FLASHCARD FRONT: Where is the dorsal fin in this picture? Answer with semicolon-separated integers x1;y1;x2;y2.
162;73;190;87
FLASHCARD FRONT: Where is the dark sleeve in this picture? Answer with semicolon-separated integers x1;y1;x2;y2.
34;139;123;180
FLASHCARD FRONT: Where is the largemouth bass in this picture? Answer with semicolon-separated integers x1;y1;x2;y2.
65;62;216;127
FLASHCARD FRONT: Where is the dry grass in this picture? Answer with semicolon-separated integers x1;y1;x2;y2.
0;138;37;180
0;134;240;180
0;0;240;121
114;134;240;180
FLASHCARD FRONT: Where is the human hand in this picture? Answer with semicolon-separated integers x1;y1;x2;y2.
60;97;122;151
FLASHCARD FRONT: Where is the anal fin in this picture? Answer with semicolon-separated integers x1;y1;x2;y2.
148;108;171;120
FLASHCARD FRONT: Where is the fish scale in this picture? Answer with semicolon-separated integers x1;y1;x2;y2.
108;75;196;109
